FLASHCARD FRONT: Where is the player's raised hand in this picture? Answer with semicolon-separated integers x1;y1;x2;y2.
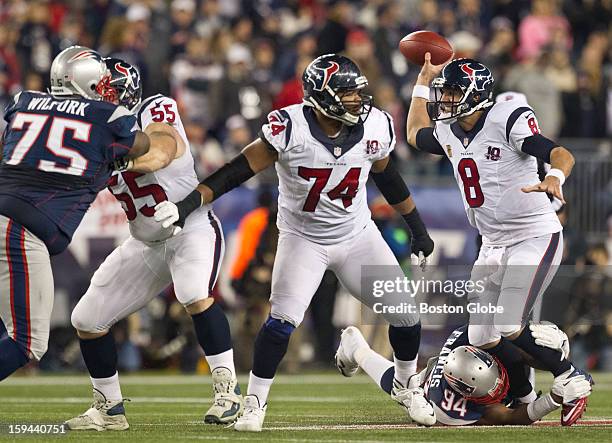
521;176;566;204
417;52;450;85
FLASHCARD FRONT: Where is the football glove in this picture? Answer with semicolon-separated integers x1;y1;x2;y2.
529;322;570;360
154;201;182;235
112;157;133;172
551;374;592;404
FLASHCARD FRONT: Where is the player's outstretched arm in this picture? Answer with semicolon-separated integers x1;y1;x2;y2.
371;156;434;259
406;52;446;152
154;138;278;230
521;145;575;204
125;122;184;173
113;123;181;172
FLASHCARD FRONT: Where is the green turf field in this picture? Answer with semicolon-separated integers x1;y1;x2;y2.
0;371;610;442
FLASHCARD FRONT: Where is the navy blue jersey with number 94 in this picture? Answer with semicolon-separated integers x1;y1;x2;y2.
0;90;138;254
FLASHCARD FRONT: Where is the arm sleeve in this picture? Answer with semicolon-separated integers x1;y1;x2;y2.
415;127;445;155
106;105;138;160
260;109;292;153
521;135;559;163
370;157;410;205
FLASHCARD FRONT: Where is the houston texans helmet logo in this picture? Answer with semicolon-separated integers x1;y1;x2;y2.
306;60;339;92
460;63;493;92
114;61;141;89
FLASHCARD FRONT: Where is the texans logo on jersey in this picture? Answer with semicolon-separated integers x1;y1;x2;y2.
459;63;493;92
305;60;340;92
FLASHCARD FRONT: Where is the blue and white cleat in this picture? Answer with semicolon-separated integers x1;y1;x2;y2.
64;389;129;431
204;367;243;424
335;326;369;377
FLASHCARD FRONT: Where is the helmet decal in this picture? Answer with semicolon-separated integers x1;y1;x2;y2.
68;50;100;62
307;60;339;92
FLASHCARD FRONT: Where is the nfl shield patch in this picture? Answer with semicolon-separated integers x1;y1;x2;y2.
334;146;342;157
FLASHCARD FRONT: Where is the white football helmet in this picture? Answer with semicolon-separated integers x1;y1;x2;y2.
50;46;110;100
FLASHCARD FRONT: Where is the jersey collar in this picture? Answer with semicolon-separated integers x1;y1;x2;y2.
450;107;491;149
303;106;364;159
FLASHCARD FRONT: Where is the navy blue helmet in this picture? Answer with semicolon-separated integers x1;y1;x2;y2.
302;54;372;126
428;58;494;121
103;57;142;110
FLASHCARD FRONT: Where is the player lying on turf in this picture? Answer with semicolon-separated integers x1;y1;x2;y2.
154;54;437;431
406;53;592;425
336;324;592;426
64;58;241;431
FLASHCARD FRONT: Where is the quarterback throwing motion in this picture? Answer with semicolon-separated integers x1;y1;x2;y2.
406;53;592;425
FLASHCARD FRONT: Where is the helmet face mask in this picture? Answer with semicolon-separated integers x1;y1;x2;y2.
427;58;494;121
102;58;142;111
303;54;372;126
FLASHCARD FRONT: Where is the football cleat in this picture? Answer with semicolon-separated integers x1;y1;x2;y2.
334;326;369;377
64;388;129;431
204;367;243;424
392;379;436;426
554;367;594;426
234;395;267;432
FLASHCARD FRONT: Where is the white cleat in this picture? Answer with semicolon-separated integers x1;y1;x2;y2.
335;326;369;377
204;367;244;424
391;379;436;426
234;395;267;432
64;389;129;431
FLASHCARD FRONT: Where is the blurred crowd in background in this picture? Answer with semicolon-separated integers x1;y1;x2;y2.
0;0;610;376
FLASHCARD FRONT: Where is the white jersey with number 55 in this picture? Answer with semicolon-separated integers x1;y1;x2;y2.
260;103;395;244
108;94;207;242
432;100;561;246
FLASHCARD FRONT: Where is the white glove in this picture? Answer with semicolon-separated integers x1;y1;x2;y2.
529;322;570;360
551;374;592;404
154;201;182;234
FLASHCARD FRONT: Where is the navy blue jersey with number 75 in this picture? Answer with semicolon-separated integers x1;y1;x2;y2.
0;90;138;254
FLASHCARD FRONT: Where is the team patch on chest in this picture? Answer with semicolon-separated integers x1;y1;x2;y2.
484;146;502;161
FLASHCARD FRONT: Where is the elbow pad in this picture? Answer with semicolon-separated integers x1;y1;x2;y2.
371;159;411;205
201;154;255;201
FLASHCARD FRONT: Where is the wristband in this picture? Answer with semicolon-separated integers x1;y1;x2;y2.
526;393;560;422
545;168;565;186
412;85;430;100
402;208;427;238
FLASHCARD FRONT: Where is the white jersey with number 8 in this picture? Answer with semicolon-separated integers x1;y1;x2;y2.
260;103;395;244
432;100;561;246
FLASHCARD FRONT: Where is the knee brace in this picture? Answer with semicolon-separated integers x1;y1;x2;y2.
263;315;296;339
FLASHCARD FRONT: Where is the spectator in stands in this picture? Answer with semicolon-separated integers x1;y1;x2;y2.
517;0;572;60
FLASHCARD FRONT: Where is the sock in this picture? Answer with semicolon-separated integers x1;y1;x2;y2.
246;371;274;406
518;390;537;404
0;336;29;381
388;324;421;385
486;339;533;398
251;317;294;379
356;346;394;395
191;302;232;356
393;355;418;386
91;372;123;401
79;333;117;378
388;323;421;361
512;328;571;377
205;349;236;378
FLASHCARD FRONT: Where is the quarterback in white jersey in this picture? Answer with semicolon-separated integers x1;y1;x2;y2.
155;54;437;430
65;59;242;431
406;54;592;426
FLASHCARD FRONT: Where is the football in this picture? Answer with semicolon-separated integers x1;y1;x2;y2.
399;30;453;66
